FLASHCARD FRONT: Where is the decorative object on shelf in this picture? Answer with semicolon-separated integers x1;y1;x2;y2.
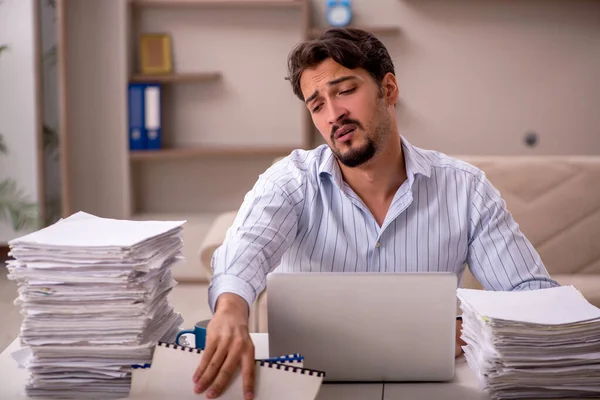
139;33;173;75
128;83;162;151
325;0;352;27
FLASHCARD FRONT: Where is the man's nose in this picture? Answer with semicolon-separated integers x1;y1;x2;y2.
327;102;347;126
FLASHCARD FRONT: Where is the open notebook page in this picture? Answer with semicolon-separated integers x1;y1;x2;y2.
129;343;324;400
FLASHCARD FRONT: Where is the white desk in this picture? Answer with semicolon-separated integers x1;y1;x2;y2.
0;335;488;400
383;358;488;400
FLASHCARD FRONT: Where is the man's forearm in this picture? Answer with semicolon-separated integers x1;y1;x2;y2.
208;274;257;314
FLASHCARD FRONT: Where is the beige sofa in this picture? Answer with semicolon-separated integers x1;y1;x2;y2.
200;156;600;332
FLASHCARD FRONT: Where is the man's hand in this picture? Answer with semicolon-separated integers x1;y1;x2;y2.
455;318;465;358
193;294;255;400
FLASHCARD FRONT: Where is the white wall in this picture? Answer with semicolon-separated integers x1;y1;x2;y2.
0;0;41;243
311;0;600;155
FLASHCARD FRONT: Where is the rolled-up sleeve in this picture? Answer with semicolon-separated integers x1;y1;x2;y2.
208;175;300;313
467;170;560;291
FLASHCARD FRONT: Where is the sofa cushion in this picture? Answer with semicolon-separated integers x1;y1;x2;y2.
552;274;600;308
458;156;600;278
198;211;238;277
461;267;600;308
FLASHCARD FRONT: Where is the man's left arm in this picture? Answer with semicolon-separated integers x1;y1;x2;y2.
466;170;560;291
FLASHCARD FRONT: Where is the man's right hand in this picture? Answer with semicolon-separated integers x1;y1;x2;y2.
193;293;255;400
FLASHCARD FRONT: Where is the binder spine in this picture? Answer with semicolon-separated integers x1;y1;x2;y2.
128;83;147;150
155;342;326;377
144;84;162;150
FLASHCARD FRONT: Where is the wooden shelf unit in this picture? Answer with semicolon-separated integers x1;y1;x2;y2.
130;146;297;161
130;72;222;83
128;0;312;165
309;25;400;38
131;0;306;9
56;0;405;221
125;0;312;217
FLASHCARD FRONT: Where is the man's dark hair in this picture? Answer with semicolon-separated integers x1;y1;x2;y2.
286;28;396;102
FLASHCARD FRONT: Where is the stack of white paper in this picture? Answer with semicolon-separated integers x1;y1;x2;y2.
5;211;186;399
457;285;600;400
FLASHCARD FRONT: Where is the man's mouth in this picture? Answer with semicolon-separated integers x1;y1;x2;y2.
334;125;357;140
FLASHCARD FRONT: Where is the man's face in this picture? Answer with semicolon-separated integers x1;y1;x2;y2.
300;58;392;168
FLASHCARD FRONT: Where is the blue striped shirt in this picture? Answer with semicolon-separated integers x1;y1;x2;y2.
208;136;559;312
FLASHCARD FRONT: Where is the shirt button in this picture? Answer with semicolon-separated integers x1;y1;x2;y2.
375;242;381;248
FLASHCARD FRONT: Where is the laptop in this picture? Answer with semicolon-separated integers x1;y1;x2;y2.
266;272;458;382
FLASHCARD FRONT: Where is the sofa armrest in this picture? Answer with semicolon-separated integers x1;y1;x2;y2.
198;211;238;278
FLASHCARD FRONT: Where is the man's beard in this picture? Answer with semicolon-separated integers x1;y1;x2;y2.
330;110;389;168
334;137;377;168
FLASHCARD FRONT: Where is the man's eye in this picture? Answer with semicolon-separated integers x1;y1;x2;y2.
312;104;322;113
340;88;356;95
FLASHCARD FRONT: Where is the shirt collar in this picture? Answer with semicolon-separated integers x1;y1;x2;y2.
318;149;345;189
401;135;432;182
318;134;432;187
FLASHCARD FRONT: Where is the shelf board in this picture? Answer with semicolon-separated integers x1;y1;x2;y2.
130;72;221;83
309;26;401;38
131;211;219;223
130;146;297;161
131;0;306;9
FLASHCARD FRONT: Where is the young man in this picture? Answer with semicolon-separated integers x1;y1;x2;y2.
192;28;559;399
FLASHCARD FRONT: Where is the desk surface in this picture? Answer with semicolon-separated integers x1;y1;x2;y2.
0;335;489;400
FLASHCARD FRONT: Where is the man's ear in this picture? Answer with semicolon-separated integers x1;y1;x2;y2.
381;72;399;106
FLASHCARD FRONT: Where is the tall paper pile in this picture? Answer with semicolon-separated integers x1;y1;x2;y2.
457;285;600;400
5;211;186;399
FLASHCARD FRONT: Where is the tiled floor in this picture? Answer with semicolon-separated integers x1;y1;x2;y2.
0;265;211;353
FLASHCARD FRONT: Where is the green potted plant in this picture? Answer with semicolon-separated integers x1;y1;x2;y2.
0;44;40;232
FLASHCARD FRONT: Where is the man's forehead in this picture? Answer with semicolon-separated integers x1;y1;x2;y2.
301;61;351;86
300;61;363;99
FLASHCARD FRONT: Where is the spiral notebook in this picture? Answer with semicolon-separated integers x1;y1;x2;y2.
128;342;325;400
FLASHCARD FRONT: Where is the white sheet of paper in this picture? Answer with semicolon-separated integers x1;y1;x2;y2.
8;211;185;249
457;286;600;325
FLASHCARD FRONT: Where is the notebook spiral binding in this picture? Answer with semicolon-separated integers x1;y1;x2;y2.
159;341;203;353
257;360;326;378
137;342;326;377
